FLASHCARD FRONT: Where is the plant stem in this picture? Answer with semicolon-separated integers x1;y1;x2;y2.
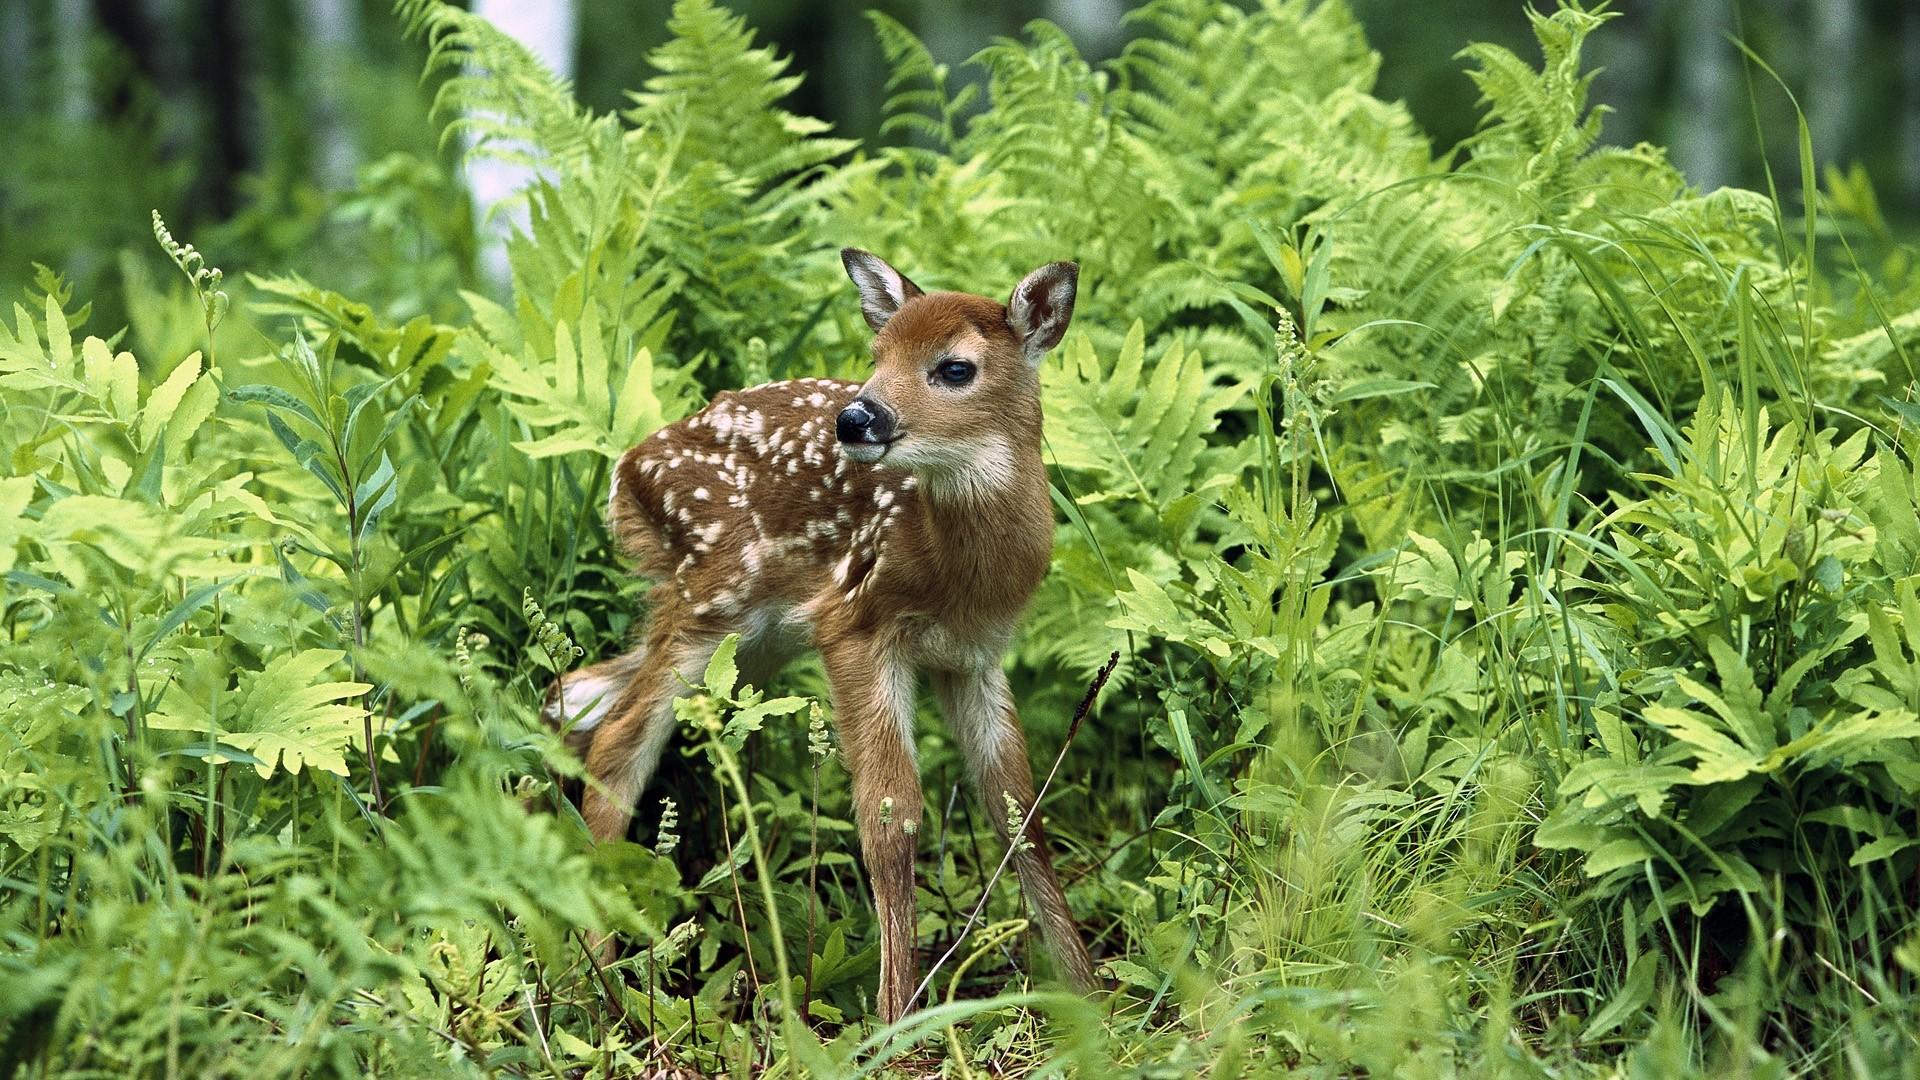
803;759;821;1023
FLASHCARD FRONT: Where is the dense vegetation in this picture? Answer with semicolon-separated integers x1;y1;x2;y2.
5;0;1920;1075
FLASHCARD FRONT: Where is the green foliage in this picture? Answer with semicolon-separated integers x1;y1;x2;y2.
6;0;1920;1076
1533;395;1920;1038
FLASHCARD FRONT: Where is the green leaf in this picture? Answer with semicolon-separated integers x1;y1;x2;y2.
166;374;220;451
230;383;326;431
138;575;240;661
1584;837;1654;877
1849;836;1919;867
44;293;71;373
1644;704;1760;784
353;453;398;542
704;635;739;700
136;351;203;450
722;695;810;750
1580;952;1656;1041
0;477;35;575
1043;321;1247;507
1331;379;1438;403
148;649;371;779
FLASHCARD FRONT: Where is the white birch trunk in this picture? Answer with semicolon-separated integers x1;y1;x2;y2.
466;0;580;292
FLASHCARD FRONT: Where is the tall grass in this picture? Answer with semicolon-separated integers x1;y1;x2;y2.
4;1;1920;1076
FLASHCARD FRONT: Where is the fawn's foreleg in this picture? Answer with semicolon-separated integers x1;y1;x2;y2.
821;632;924;1023
933;665;1098;992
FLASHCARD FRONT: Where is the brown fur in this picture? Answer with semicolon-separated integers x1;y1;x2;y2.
548;254;1097;1021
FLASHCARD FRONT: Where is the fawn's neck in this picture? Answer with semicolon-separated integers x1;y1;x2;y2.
912;424;1053;609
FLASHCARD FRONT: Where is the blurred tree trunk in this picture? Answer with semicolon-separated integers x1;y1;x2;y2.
1904;6;1920;207
1047;0;1123;57
52;0;93;124
299;0;361;190
201;0;248;217
466;0;579;291
1668;0;1735;193
0;2;29;113
1807;0;1858;166
1590;4;1654;146
103;0;253;219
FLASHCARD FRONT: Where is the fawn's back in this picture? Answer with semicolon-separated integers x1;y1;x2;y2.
607;292;1056;656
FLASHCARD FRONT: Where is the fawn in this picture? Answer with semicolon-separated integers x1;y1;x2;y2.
546;249;1098;1021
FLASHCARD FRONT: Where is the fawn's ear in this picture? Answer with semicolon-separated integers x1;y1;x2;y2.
1007;261;1078;362
841;248;924;332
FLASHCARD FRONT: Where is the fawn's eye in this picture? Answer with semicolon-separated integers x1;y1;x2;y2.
934;358;977;386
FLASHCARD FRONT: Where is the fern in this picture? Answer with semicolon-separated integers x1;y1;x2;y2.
472;292;693;460
9;3;1920;1074
1045;320;1249;510
148;649;374;779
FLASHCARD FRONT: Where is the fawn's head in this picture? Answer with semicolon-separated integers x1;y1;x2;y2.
836;249;1077;481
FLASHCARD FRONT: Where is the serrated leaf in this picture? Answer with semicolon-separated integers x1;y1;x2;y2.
166;375;220;451
1043;320;1246;506
721;695;811;749
137;351;203;450
107;348;139;420
81;337;113;407
613;346;665;440
149;649;370;779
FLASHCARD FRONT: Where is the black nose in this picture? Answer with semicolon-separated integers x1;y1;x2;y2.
837;398;894;444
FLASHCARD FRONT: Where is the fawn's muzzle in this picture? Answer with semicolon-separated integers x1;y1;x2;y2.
837;398;896;446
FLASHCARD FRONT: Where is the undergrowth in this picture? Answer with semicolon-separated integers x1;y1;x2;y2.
4;1;1920;1076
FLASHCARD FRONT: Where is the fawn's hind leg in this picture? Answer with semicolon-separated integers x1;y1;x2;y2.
579;623;721;844
564;605;803;839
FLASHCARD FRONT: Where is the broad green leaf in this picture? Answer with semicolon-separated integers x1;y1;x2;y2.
704;635;739;700
150;649;371;779
1584;837;1654;876
1849;836;1919;867
137;351;203;450
1581;952;1656;1041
